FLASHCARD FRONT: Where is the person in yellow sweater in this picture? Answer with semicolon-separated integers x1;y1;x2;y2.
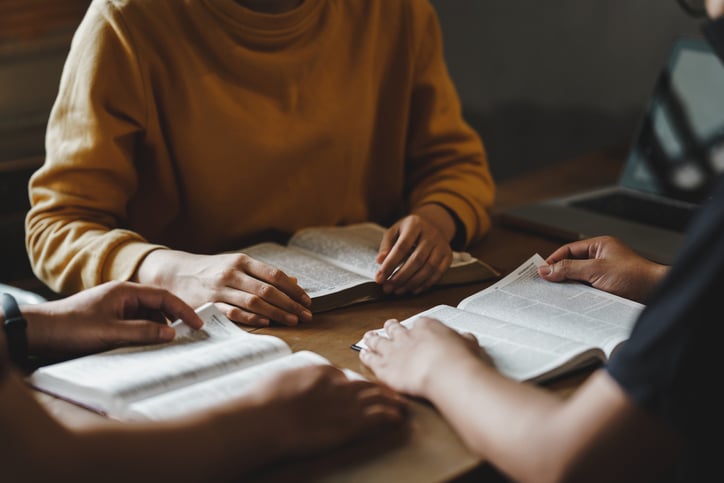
26;0;495;327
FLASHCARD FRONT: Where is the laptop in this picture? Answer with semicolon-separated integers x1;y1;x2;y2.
499;37;724;264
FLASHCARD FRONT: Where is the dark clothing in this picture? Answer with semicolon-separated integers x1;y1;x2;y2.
607;176;724;481
608;18;724;480
607;20;724;482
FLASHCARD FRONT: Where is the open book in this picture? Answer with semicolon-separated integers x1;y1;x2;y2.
28;303;337;421
354;254;645;384
238;222;500;312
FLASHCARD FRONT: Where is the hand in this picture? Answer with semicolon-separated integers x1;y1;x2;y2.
359;318;483;398
375;206;455;295
246;364;408;457
538;236;669;303
21;281;204;357
135;250;312;327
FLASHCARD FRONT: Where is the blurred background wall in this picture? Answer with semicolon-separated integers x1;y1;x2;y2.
430;0;702;181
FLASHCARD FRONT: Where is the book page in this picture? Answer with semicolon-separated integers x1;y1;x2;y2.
288;223;383;278
289;222;488;279
355;305;604;382
240;242;372;298
28;304;291;416
457;254;645;356
126;351;332;421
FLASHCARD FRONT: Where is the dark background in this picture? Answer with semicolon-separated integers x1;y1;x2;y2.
431;0;702;181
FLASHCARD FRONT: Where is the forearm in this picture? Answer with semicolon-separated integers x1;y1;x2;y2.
1;369;287;483
77;414;274;482
424;359;567;482
79;393;301;483
26;211;159;294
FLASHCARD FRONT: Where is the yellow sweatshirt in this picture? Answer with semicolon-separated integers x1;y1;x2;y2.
26;0;495;295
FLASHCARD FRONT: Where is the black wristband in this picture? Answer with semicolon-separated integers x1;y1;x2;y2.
2;293;28;368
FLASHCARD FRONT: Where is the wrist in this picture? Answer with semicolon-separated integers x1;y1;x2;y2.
15;303;54;356
642;263;671;302
653;263;670;283
424;355;486;402
413;203;458;245
134;248;178;286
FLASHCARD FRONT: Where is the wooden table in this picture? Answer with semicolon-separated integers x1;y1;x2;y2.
31;148;626;482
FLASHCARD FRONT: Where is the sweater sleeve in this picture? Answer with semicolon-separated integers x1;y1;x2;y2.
25;0;165;295
404;0;495;247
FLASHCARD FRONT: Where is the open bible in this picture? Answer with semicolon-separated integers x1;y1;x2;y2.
238;222;500;312
354;254;645;384
27;303;336;421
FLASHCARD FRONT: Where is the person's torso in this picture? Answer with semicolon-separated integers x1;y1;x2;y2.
113;0;428;251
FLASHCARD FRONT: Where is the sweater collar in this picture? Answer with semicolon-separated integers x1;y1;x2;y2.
201;0;324;37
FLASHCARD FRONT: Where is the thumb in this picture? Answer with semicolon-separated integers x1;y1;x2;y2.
538;259;592;285
538;260;573;282
537;263;558;280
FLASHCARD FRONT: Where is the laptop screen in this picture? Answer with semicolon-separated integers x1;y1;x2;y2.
621;37;724;204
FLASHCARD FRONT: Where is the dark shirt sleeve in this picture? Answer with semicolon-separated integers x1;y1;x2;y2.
606;174;724;480
609;17;724;447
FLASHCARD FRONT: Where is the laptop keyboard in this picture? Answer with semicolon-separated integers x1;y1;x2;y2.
571;192;695;232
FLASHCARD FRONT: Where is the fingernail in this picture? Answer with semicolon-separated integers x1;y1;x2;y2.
286;314;299;325
302;294;312;306
301;309;312;321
